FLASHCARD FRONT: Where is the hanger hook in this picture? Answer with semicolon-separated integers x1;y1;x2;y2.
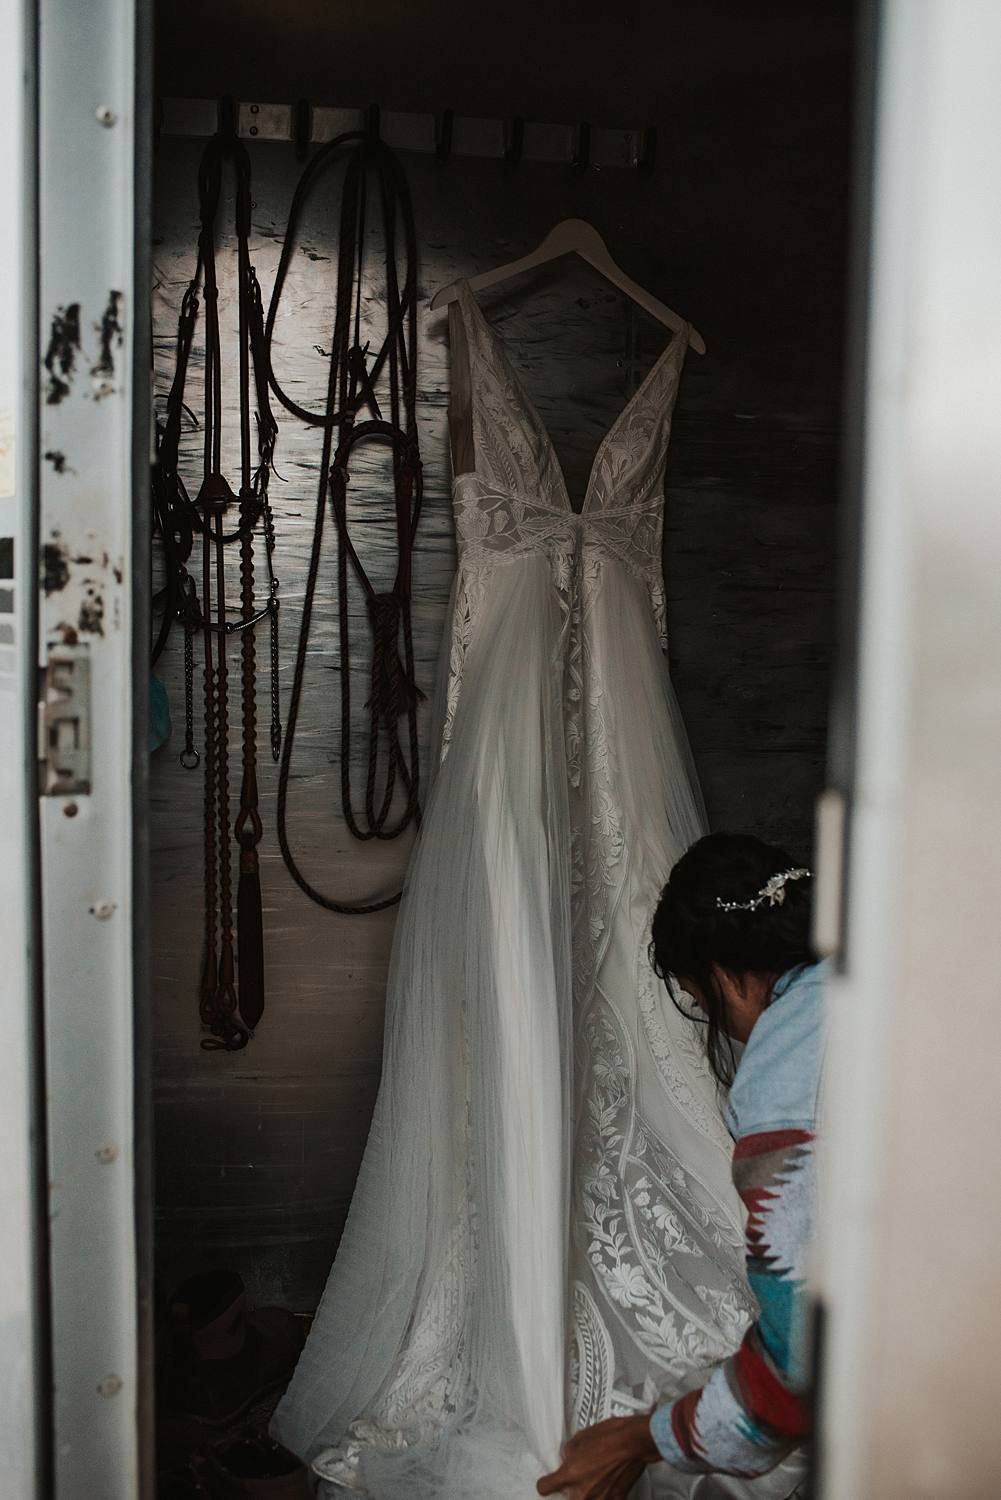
436;108;454;164
293;98;312;162
639;126;657;178
505;116;525;174
218;95;238;140
575;121;591;173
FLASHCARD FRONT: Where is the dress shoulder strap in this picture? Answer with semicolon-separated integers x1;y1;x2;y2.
447;300;475;478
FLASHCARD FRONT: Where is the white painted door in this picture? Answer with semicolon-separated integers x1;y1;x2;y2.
816;3;1001;1496
0;3;47;1496
32;0;153;1493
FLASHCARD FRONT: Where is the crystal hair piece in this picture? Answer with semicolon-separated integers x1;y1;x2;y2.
715;867;812;914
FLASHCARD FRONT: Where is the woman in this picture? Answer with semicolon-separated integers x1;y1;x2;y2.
540;832;826;1498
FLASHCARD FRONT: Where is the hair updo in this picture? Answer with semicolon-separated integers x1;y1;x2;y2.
650;832;817;1087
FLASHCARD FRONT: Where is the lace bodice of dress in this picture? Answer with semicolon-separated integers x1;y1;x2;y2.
453;476;667;606
452;279;686;560
442;283;688;753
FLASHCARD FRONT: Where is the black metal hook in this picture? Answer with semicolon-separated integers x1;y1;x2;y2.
639;125;657;178
436;108;454;163
366;103;381;144
505;115;525;174
293;98;312;161
575;121;591;173
218;95;238;140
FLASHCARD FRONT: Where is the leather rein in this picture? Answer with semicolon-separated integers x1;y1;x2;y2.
265;129;424;914
153;123;280;1050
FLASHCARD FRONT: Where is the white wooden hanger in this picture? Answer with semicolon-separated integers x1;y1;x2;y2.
430;217;705;355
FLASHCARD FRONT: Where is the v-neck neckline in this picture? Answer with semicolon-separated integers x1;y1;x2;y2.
458;279;687;514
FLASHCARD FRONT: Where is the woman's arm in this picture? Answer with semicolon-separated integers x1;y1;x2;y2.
537;1124;816;1497
650;1125;816;1476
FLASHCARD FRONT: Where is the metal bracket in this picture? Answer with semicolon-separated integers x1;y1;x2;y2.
39;642;91;795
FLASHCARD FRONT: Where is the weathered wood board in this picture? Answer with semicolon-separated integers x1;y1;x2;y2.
151;3;852;1308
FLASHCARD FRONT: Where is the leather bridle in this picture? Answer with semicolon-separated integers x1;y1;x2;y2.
265;127;424;914
153;120;280;1049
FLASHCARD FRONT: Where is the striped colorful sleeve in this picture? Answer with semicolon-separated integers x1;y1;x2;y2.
649;1128;816;1477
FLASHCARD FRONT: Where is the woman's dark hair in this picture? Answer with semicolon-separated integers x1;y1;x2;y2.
650;832;817;1088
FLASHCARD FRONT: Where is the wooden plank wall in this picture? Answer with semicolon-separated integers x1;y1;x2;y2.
151;3;853;1310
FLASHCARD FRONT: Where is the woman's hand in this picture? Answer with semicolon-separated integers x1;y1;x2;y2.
537;1413;662;1499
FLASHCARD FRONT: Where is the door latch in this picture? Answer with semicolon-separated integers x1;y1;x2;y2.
39;643;91;795
813;786;847;959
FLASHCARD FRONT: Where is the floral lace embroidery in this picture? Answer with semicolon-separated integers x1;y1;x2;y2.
573;1008;754;1391
446;477;666;769
439;555;489;759
313;1217;471;1487
570;1282;616;1429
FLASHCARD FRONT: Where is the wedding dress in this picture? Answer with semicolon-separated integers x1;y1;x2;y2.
271;282;804;1500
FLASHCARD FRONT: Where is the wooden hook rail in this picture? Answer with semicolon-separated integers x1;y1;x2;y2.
157;98;654;173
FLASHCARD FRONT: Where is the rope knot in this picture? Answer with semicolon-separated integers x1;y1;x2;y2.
330;443;353;492
398;442;423;504
366;591;424;718
348;341;371;377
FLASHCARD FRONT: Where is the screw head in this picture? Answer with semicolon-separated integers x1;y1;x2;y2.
90;900;115;921
95;105;117;128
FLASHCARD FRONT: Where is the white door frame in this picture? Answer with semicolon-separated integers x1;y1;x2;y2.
816;2;1001;1495
34;0;154;1492
0;2;49;1496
